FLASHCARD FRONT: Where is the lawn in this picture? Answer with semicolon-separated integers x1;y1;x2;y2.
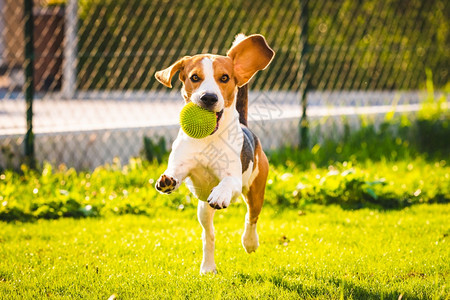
1;109;449;299
0;203;449;299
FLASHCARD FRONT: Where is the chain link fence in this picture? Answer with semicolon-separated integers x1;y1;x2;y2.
0;0;448;169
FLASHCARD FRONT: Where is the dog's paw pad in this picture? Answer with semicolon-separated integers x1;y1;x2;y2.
155;175;177;194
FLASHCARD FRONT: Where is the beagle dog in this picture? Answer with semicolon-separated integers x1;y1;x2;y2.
154;34;274;274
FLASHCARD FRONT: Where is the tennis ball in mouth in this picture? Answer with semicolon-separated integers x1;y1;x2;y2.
179;102;217;139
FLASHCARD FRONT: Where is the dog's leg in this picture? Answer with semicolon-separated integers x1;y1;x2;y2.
197;200;217;274
242;151;268;253
155;148;190;194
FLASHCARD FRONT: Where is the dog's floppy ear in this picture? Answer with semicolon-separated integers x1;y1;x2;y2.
227;34;275;87
155;56;191;88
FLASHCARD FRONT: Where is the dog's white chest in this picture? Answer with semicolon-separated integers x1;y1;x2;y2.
185;166;219;201
178;109;244;201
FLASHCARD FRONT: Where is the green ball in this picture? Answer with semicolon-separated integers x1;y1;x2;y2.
179;102;217;139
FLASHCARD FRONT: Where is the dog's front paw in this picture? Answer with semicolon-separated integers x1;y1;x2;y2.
207;186;231;209
155;175;178;194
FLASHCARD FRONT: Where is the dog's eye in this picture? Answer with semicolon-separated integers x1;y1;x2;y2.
190;74;200;82
220;74;230;83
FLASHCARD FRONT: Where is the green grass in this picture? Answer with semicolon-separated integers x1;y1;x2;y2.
1;204;449;299
1;109;449;298
1;106;449;221
1;155;449;222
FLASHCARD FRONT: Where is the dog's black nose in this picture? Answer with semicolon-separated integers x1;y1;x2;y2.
200;93;218;106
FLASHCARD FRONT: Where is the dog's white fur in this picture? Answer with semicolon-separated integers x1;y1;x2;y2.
162;67;247;273
166;96;244;206
155;34;274;274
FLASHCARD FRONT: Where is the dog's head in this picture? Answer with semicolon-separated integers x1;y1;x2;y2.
155;34;274;113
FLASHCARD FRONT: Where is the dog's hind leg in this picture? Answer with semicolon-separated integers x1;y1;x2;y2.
242;148;268;253
197;200;217;274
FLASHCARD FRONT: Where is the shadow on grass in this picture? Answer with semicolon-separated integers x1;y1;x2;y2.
236;272;422;300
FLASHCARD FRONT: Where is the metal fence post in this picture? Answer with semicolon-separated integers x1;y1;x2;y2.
62;0;78;99
24;0;35;167
299;0;310;149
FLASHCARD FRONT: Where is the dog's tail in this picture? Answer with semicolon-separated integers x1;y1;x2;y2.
236;84;248;126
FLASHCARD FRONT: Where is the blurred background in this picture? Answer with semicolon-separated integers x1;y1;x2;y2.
0;0;448;170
